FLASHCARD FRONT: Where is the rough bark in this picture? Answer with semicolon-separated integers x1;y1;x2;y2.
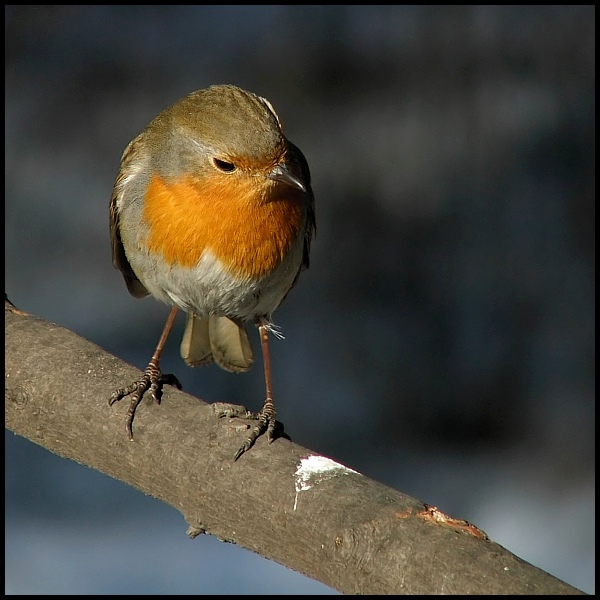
4;298;585;595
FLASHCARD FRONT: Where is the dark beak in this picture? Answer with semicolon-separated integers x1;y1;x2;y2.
267;164;307;193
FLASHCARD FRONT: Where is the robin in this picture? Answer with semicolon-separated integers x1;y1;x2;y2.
108;84;315;459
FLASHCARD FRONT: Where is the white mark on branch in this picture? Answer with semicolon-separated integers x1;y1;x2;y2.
293;455;358;511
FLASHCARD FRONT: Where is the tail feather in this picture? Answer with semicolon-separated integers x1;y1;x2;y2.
180;313;213;367
180;313;253;373
209;316;254;372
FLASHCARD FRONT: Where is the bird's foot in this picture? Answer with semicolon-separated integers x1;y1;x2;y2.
213;400;278;460
108;360;181;440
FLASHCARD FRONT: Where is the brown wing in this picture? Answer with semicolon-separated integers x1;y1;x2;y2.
302;186;316;271
280;140;316;303
109;139;149;299
289;140;316;272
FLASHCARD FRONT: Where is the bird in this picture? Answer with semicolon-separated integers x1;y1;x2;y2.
108;84;315;459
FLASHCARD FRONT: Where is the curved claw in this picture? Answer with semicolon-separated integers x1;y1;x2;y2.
108;362;180;440
233;404;277;460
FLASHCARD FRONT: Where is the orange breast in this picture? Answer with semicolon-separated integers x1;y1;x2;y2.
142;172;304;279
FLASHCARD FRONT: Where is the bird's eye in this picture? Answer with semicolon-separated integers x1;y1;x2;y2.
212;158;236;173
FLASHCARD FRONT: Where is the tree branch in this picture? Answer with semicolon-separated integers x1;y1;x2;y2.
4;297;585;595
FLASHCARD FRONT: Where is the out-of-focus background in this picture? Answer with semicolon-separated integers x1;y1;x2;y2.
5;5;594;595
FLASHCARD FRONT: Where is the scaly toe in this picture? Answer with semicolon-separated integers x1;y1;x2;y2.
232;409;276;461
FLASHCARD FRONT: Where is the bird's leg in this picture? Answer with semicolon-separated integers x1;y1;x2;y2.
109;306;181;439
228;318;278;460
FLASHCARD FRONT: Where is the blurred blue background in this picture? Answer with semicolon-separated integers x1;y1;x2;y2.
5;5;594;595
